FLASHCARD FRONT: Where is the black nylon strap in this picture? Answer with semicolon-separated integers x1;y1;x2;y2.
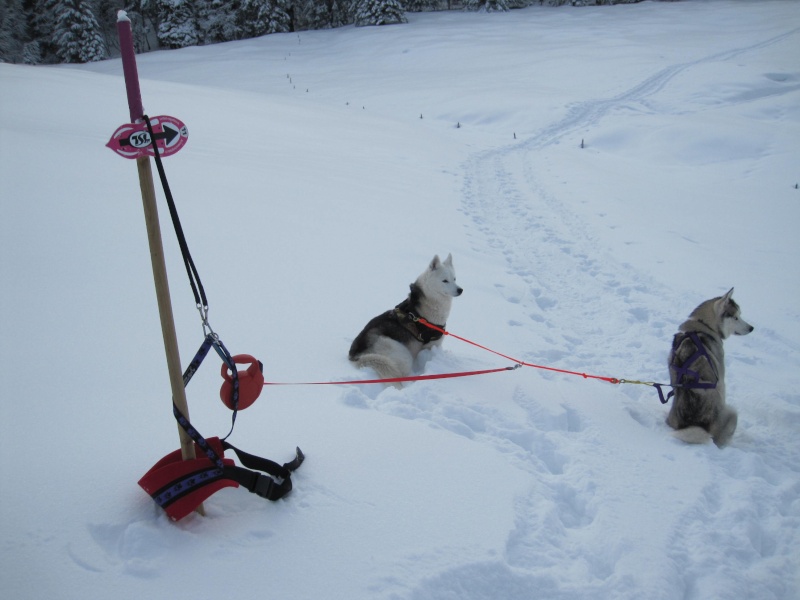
221;443;305;501
143;114;207;311
223;441;305;479
223;466;293;501
223;442;289;479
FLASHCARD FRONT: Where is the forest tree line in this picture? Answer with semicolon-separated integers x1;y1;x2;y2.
0;0;648;65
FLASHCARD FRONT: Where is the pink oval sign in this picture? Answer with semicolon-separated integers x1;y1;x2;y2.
107;115;188;159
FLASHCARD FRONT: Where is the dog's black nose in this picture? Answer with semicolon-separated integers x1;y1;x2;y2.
456;287;463;296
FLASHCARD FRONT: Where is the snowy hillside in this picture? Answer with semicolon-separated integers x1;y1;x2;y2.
1;2;799;598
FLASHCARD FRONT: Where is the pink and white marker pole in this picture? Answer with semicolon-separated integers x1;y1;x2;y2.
115;11;202;514
117;12;144;123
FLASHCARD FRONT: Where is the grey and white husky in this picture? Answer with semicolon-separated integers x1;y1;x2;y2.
349;254;463;385
666;288;754;447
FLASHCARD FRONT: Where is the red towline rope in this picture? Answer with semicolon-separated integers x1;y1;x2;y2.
264;365;519;386
415;318;620;385
262;319;619;387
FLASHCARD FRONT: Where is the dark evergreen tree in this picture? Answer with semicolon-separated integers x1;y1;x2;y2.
354;0;407;27
157;0;199;48
297;0;353;30
329;0;353;27
0;0;26;63
291;0;313;30
463;0;509;11
272;0;295;33
92;0;128;54
199;0;245;43
402;0;440;12
238;0;292;36
22;41;43;64
30;0;61;63
53;0;109;63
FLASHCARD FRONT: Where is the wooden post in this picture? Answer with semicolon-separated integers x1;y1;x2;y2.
116;12;203;515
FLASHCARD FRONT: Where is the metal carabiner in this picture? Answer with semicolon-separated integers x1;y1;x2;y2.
198;303;218;340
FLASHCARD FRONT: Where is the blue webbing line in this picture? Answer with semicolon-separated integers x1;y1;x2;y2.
652;383;671;405
172;334;241;468
153;465;224;509
172;402;225;469
182;334;215;388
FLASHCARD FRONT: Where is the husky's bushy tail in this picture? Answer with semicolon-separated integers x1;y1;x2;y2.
671;426;712;444
670;407;738;446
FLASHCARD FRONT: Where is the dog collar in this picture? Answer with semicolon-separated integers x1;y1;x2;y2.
394;307;445;344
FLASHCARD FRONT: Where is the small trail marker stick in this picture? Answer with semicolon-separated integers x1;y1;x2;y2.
114;12;203;515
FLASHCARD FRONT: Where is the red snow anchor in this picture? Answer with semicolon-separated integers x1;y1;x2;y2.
139;436;237;522
139;435;304;522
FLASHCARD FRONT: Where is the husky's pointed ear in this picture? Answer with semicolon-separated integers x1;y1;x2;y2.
429;255;441;270
444;253;453;267
715;288;735;315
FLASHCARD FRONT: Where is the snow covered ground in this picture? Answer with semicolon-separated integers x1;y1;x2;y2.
2;1;799;598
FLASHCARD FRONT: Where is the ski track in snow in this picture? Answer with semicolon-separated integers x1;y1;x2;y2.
355;26;800;599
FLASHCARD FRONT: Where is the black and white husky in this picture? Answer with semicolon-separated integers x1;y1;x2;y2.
349;254;463;385
666;288;754;447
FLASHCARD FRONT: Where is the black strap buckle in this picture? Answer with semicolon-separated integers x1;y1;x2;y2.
253;473;279;499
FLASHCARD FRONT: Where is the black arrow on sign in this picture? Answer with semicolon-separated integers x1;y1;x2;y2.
120;123;180;147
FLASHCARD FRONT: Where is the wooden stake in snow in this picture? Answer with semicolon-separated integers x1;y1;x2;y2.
114;11;203;515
